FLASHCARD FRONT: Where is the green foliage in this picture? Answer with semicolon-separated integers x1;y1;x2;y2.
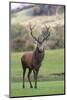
24;44;34;51
54;25;64;48
11;6;64;51
11;24;35;51
47;25;64;49
11;23;64;51
11;24;28;38
12;38;26;52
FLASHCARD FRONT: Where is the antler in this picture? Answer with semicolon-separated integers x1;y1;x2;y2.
42;25;50;42
29;23;40;43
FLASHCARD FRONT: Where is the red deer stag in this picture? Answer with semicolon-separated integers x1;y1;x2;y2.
21;24;50;88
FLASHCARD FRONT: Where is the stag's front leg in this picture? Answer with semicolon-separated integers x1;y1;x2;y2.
27;69;33;88
33;69;39;88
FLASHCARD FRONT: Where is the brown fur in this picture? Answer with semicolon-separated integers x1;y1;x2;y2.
21;47;44;88
21;25;50;88
21;52;33;69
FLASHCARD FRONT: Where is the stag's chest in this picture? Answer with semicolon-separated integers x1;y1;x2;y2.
36;51;44;63
32;50;44;68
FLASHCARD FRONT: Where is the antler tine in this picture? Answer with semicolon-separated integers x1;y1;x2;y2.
43;24;50;31
42;32;50;42
29;23;36;33
42;24;50;42
29;23;39;43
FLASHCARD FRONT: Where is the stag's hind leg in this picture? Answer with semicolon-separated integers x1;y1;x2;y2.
27;69;33;88
23;68;26;88
21;59;26;88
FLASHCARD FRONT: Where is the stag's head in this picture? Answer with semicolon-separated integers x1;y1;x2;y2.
29;24;50;52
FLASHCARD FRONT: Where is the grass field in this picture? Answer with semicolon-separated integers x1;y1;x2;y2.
10;81;64;97
11;49;64;82
10;49;65;97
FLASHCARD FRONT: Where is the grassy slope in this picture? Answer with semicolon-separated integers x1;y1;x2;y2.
11;8;64;27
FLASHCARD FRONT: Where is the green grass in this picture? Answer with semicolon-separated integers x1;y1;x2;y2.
41;49;64;75
11;49;64;82
10;49;65;97
10;81;64;97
